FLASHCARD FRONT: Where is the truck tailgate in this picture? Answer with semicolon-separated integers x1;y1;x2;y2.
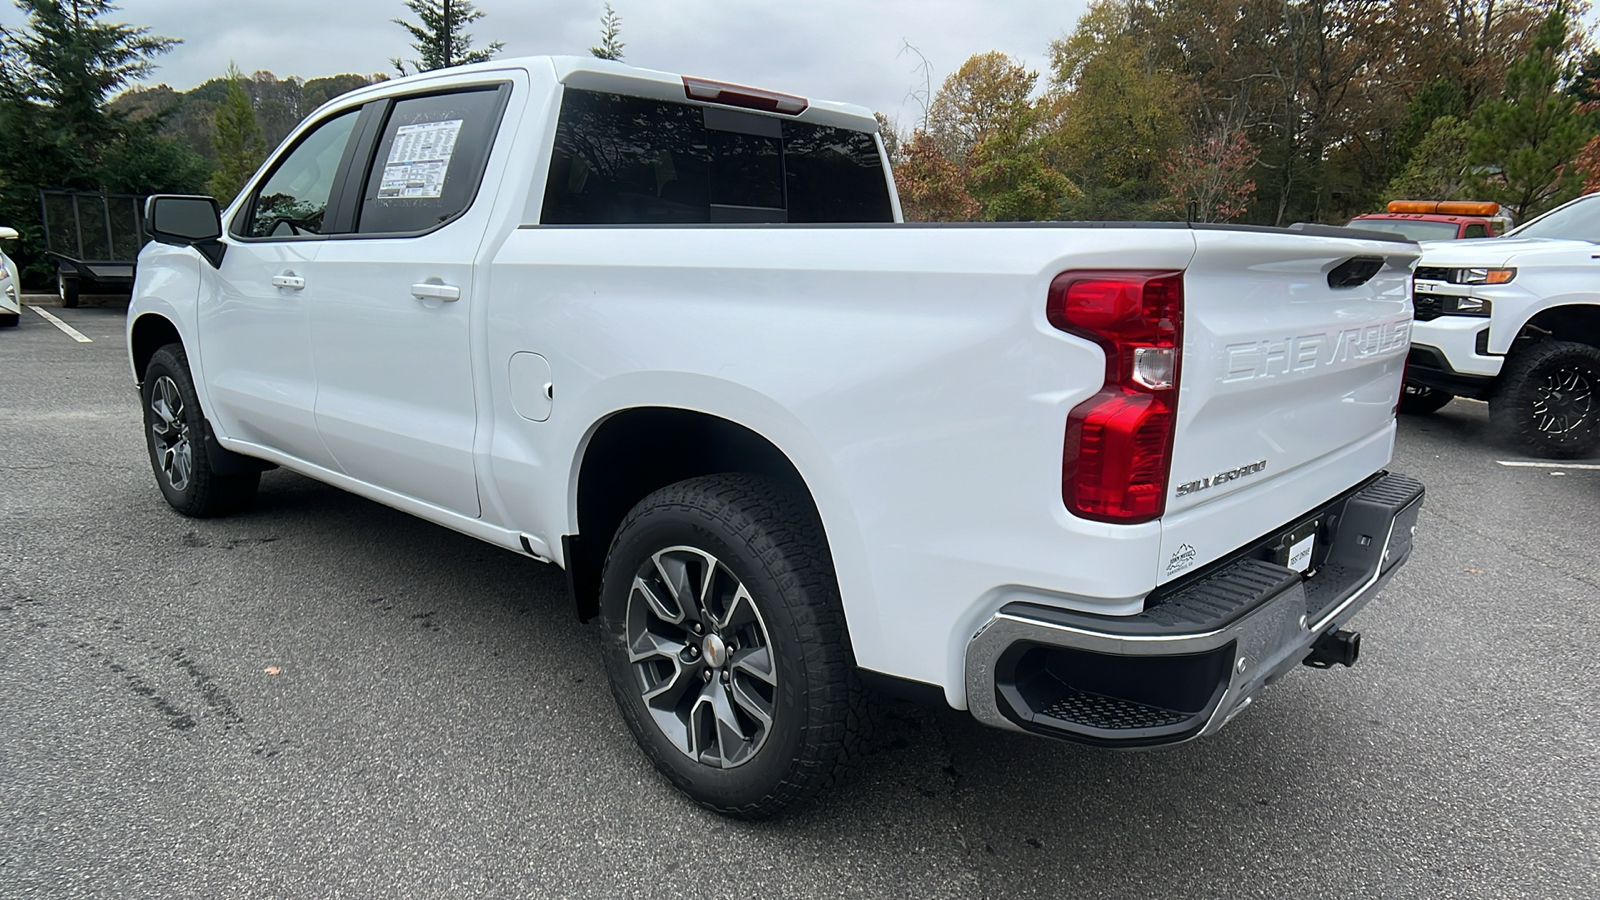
1158;229;1418;582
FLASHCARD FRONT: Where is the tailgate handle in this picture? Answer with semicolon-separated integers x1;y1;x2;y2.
1327;256;1384;289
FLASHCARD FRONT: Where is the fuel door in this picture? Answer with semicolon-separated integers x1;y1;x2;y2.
508;352;553;422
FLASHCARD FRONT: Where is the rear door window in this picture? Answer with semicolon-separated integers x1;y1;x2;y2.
1462;224;1488;238
356;86;507;235
542;88;892;225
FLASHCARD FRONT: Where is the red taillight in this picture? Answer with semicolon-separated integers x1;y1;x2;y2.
1049;270;1184;524
682;76;809;115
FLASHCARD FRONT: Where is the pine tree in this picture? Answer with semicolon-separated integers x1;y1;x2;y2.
589;4;625;61
208;64;266;205
0;0;205;283
1467;11;1596;220
1385;116;1477;201
391;0;504;76
0;0;178;147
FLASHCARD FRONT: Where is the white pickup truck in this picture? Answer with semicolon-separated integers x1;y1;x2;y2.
127;57;1424;818
1403;192;1600;458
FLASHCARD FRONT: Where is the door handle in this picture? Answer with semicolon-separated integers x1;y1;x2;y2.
271;274;306;290
412;283;461;302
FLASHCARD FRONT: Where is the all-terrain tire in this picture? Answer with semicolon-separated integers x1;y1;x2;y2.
1490;340;1600;459
1398;383;1453;415
598;474;865;819
141;343;260;516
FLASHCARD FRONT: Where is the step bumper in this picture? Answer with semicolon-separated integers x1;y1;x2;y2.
964;472;1424;747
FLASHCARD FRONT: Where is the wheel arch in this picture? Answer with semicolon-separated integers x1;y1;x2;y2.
567;407;823;622
129;312;183;383
1519;302;1600;350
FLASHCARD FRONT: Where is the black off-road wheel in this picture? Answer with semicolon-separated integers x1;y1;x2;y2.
141;343;260;516
1398;383;1454;415
1490;340;1600;459
598;474;864;819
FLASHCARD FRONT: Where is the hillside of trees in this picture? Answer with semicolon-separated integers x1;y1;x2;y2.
110;72;381;168
890;0;1600;226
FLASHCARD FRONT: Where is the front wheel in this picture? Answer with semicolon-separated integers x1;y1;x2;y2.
1490;340;1600;459
141;344;259;516
598;474;863;819
1398;383;1453;415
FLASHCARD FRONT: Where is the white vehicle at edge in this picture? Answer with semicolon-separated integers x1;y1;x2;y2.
125;57;1425;818
1;226;21;327
1404;192;1600;457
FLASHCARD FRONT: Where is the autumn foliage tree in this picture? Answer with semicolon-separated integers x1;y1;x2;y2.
925;52;1036;164
1162;125;1258;222
893;52;1071;221
893;132;980;221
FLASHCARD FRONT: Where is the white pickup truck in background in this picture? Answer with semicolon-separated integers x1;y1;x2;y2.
127;57;1424;818
1402;192;1600;458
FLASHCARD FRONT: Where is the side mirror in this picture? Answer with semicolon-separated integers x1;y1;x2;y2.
0;226;17;242
145;195;226;267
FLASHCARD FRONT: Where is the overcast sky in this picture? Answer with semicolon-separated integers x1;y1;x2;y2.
0;0;1093;127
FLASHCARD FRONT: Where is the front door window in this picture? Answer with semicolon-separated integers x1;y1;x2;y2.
242;110;360;238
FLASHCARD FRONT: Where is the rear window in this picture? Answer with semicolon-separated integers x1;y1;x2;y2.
541;88;893;225
357;87;505;235
1346;219;1461;241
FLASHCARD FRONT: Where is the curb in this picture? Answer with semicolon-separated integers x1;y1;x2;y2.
21;293;128;309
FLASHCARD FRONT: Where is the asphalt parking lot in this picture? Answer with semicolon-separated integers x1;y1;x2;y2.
2;301;1596;899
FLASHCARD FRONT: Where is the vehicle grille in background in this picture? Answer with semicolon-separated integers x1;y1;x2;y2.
1414;266;1450;281
1413;293;1446;321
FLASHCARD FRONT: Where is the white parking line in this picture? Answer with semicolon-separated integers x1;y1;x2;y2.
1496;460;1600;470
29;305;92;343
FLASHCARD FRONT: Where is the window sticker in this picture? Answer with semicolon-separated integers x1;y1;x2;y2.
377;119;464;200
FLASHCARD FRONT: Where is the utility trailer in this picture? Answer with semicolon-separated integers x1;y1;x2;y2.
39;190;147;307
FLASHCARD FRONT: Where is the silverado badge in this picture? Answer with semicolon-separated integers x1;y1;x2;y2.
1175;459;1268;498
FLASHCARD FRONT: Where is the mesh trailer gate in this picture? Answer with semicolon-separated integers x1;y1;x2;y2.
39;190;148;308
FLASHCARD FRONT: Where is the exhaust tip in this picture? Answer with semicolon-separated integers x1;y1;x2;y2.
1304;629;1361;669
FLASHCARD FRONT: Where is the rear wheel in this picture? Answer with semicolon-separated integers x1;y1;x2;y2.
1490;340;1600;459
1398;383;1453;415
598;474;862;819
141;344;259;516
57;271;79;308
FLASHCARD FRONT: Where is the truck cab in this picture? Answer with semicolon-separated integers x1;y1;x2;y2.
1349;200;1509;242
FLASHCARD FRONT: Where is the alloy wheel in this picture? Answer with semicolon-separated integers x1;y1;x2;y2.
1531;365;1594;437
624;545;778;768
149;375;193;491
